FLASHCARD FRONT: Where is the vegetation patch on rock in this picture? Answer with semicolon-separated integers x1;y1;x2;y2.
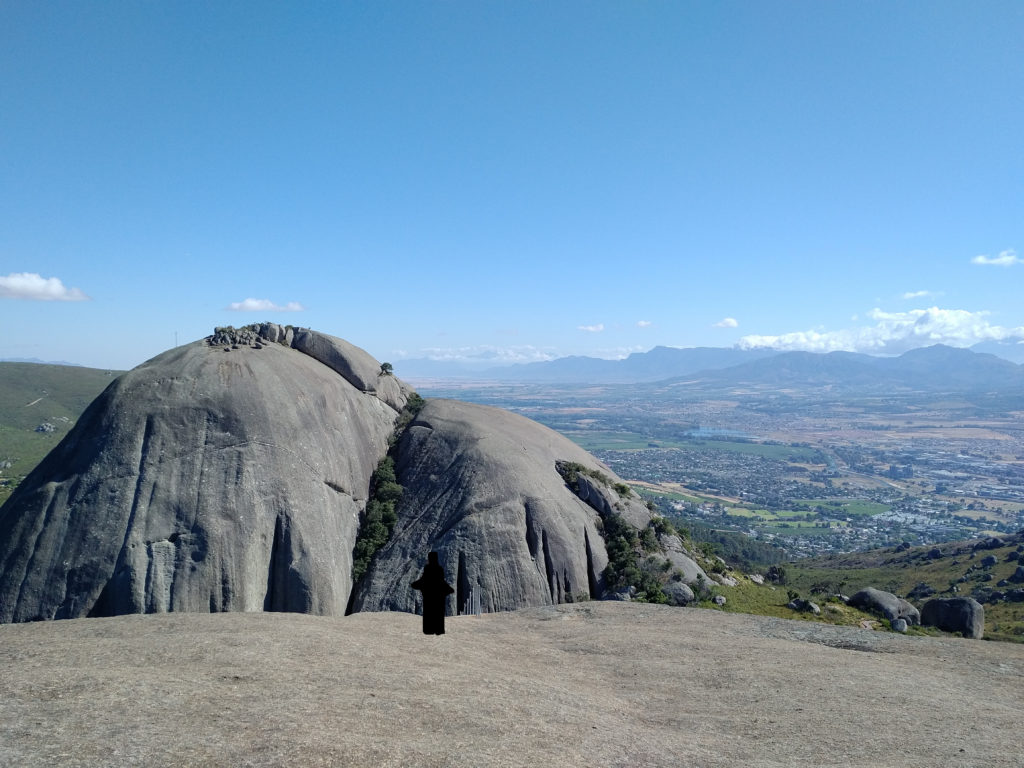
351;393;428;584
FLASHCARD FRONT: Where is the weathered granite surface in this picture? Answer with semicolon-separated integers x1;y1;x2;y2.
849;587;921;625
350;399;621;615
0;328;663;624
0;329;402;622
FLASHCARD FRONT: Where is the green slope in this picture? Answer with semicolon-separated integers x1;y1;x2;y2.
0;362;122;504
783;534;1024;642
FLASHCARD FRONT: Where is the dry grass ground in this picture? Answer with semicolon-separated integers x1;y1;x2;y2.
1;602;1022;768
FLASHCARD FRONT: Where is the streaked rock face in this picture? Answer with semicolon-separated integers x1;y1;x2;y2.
349;399;636;615
0;328;407;622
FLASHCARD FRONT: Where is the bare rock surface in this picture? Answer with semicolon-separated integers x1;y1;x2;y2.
659;533;712;585
0;330;403;622
351;399;617;614
1;602;1021;767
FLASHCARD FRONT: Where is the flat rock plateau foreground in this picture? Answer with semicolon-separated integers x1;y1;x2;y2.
1;602;1021;768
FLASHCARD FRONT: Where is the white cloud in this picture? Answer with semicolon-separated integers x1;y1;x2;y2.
594;345;647;360
714;317;739;328
972;249;1021;267
578;323;605;333
0;272;90;301
226;298;305;312
737;306;1024;355
636;320;652;328
412;345;558;364
902;290;932;299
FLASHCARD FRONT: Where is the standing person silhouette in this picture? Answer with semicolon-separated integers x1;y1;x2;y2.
411;551;455;635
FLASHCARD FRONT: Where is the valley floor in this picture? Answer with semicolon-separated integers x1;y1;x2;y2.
1;603;1021;767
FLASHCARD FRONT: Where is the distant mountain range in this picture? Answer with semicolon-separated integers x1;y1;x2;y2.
0;357;84;367
397;343;1024;392
671;344;1024;393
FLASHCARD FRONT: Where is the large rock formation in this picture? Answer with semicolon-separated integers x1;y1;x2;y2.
349;399;651;615
0;325;411;622
848;587;920;625
0;325;667;624
921;597;985;639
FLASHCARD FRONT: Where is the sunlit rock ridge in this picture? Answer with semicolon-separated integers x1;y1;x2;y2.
0;325;658;623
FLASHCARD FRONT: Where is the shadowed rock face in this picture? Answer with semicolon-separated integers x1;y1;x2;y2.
0;327;409;623
921;597;985;639
350;399;647;615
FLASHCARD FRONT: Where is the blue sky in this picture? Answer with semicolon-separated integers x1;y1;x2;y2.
2;2;1022;371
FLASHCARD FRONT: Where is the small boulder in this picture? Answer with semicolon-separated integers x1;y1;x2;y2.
921;597;985;639
974;537;1004;551
892;618;908;633
1010;566;1024;584
787;598;820;615
663;581;695;607
748;574;765;585
849;588;920;625
1006;589;1024;603
980;554;998;568
908;582;936;600
927;547;943;560
713;595;727;606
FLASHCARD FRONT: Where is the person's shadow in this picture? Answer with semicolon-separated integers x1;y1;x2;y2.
411;551;455;635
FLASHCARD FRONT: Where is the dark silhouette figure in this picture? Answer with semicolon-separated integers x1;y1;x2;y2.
411;551;454;635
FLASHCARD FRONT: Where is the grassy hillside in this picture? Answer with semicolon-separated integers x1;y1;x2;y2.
779;533;1024;642
0;362;122;504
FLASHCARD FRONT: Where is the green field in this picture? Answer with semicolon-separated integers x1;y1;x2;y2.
564;430;660;451
0;362;121;504
793;498;891;516
566;430;824;463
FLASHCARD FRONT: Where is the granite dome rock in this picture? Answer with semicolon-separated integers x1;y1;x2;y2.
0;326;666;624
0;325;413;622
350;398;654;614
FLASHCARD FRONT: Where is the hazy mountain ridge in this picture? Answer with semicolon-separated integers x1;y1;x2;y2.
400;343;1024;390
680;344;1024;393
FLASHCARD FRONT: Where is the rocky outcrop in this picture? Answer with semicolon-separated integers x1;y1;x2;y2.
0;327;686;625
570;470;651;529
663;581;695;606
0;328;405;622
848;588;920;625
208;323;412;413
787;598;820;615
921;597;985;639
349;399;618;615
658;533;713;585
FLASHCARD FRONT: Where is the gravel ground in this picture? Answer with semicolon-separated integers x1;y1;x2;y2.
1;602;1021;767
